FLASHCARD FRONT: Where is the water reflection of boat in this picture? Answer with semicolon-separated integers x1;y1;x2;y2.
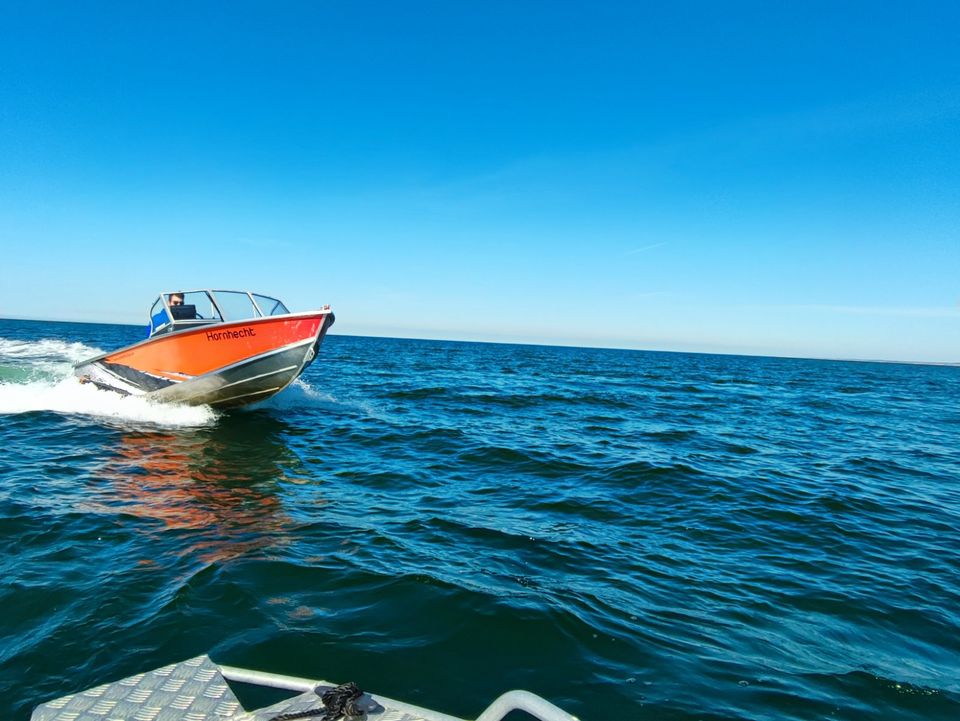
88;417;301;563
75;289;335;409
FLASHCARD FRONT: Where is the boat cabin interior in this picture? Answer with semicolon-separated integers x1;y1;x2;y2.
149;290;291;337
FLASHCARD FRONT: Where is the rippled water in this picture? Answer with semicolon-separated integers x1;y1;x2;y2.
1;318;959;721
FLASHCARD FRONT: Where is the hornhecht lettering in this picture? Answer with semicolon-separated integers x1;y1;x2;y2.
206;327;256;342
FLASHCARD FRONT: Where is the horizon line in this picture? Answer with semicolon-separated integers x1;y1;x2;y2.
1;314;956;368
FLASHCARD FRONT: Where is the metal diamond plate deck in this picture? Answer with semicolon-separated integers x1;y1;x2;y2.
31;656;242;721
31;657;434;721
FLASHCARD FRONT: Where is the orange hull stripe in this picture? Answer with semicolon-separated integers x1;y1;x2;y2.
106;315;325;378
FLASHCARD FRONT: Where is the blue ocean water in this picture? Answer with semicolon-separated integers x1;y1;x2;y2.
1;318;958;721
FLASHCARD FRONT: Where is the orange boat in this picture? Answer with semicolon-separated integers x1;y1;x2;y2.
74;289;335;408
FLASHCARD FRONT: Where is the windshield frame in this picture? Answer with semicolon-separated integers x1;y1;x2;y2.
148;289;292;336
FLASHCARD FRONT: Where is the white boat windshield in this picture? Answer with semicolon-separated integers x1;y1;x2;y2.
148;290;291;336
252;293;290;316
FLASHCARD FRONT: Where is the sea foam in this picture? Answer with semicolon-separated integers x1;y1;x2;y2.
0;337;216;427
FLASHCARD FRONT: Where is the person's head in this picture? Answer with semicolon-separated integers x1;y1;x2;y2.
169;293;185;307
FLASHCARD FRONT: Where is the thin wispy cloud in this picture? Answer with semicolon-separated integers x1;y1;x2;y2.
625;242;668;256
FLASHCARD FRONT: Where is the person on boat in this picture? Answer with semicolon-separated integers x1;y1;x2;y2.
166;292;199;321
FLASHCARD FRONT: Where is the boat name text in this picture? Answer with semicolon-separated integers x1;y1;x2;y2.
206;327;257;341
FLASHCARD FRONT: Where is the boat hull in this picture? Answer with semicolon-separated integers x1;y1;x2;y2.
74;311;334;409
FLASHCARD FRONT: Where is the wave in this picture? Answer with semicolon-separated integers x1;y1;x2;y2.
0;336;216;427
0;337;103;378
261;378;337;407
0;377;217;426
0;337;100;364
252;378;378;419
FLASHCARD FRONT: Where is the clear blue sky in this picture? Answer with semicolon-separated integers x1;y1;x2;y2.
1;1;957;362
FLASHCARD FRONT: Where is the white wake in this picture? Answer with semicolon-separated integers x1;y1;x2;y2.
0;337;217;427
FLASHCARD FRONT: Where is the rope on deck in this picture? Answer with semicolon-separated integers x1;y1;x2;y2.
266;681;365;721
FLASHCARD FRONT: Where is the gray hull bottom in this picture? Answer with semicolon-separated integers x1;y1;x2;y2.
143;341;317;409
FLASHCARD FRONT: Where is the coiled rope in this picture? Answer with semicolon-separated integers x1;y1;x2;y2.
266;681;365;721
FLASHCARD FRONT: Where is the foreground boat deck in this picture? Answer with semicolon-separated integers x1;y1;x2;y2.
31;655;576;721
